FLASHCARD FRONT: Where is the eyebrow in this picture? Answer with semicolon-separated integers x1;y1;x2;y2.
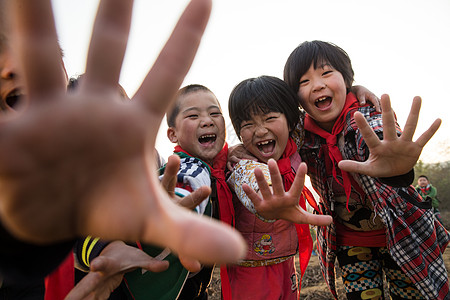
181;105;221;114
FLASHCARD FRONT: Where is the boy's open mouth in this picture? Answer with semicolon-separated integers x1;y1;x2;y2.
257;140;275;154
315;96;332;109
4;89;23;109
199;134;217;145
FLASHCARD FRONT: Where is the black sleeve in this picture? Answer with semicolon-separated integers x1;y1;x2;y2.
74;236;110;272
378;169;415;187
0;220;75;284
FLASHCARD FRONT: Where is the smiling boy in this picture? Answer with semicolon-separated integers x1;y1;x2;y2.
123;84;235;300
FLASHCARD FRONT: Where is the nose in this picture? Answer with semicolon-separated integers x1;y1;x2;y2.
312;78;326;93
200;115;214;127
0;54;16;80
254;123;268;136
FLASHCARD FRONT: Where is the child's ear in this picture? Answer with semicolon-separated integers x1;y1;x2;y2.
167;127;178;143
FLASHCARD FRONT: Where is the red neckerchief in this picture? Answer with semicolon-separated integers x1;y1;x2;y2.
44;252;74;300
276;138;297;190
420;185;431;195
173;144;234;300
304;93;361;211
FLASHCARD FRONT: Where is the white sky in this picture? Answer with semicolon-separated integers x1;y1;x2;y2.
52;0;450;163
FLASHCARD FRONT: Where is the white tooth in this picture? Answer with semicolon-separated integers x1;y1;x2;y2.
257;140;272;146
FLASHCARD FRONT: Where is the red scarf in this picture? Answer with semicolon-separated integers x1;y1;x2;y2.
44;252;74;300
420;185;431;195
276;138;297;191
173;144;234;300
304;93;361;210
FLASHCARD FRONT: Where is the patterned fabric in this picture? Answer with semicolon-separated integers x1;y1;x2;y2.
160;155;211;215
124;153;214;300
227;160;273;221
336;245;424;300
294;105;450;299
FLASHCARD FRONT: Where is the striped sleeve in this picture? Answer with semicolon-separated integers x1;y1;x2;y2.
73;236;109;272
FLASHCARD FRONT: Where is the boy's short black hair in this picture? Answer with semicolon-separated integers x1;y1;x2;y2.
418;175;429;180
284;40;354;94
166;84;214;128
68;74;129;99
228;75;300;138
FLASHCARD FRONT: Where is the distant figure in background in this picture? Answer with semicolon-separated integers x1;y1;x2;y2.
416;175;442;223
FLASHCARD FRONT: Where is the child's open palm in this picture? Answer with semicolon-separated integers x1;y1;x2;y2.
0;0;245;267
338;94;441;177
243;159;332;226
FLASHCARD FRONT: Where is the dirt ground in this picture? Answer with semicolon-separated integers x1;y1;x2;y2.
207;210;450;300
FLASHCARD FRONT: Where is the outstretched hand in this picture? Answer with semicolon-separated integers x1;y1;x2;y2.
161;155;211;210
0;0;245;267
338;94;441;177
66;241;169;300
243;159;332;226
159;154;208;272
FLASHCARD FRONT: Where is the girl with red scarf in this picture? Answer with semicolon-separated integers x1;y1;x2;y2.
227;76;332;300
283;40;449;299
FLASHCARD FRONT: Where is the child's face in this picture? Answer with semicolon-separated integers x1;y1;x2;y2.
239;111;289;163
297;62;347;132
417;177;429;187
0;30;67;112
0;33;23;112
167;90;225;165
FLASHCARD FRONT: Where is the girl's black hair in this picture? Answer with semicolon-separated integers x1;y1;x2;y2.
228;75;300;138
284;40;354;94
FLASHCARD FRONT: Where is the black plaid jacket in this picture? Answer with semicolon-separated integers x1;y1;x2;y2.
293;107;450;299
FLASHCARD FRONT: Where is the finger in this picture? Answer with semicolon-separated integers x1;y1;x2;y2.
176;186;211;210
179;255;202;273
338;160;372;176
83;0;133;93
226;157;237;171
267;159;284;195
9;0;66;100
292;209;333;226
400;96;421;141
380;94;397;141
370;95;381;112
65;271;102;300
415;118;441;148
241;154;258;161
358;94;366;106
242;183;263;208
145;200;246;266
288;163;307;200
353;112;381;149
160;155;181;196
253;167;274;200
134;0;212;117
